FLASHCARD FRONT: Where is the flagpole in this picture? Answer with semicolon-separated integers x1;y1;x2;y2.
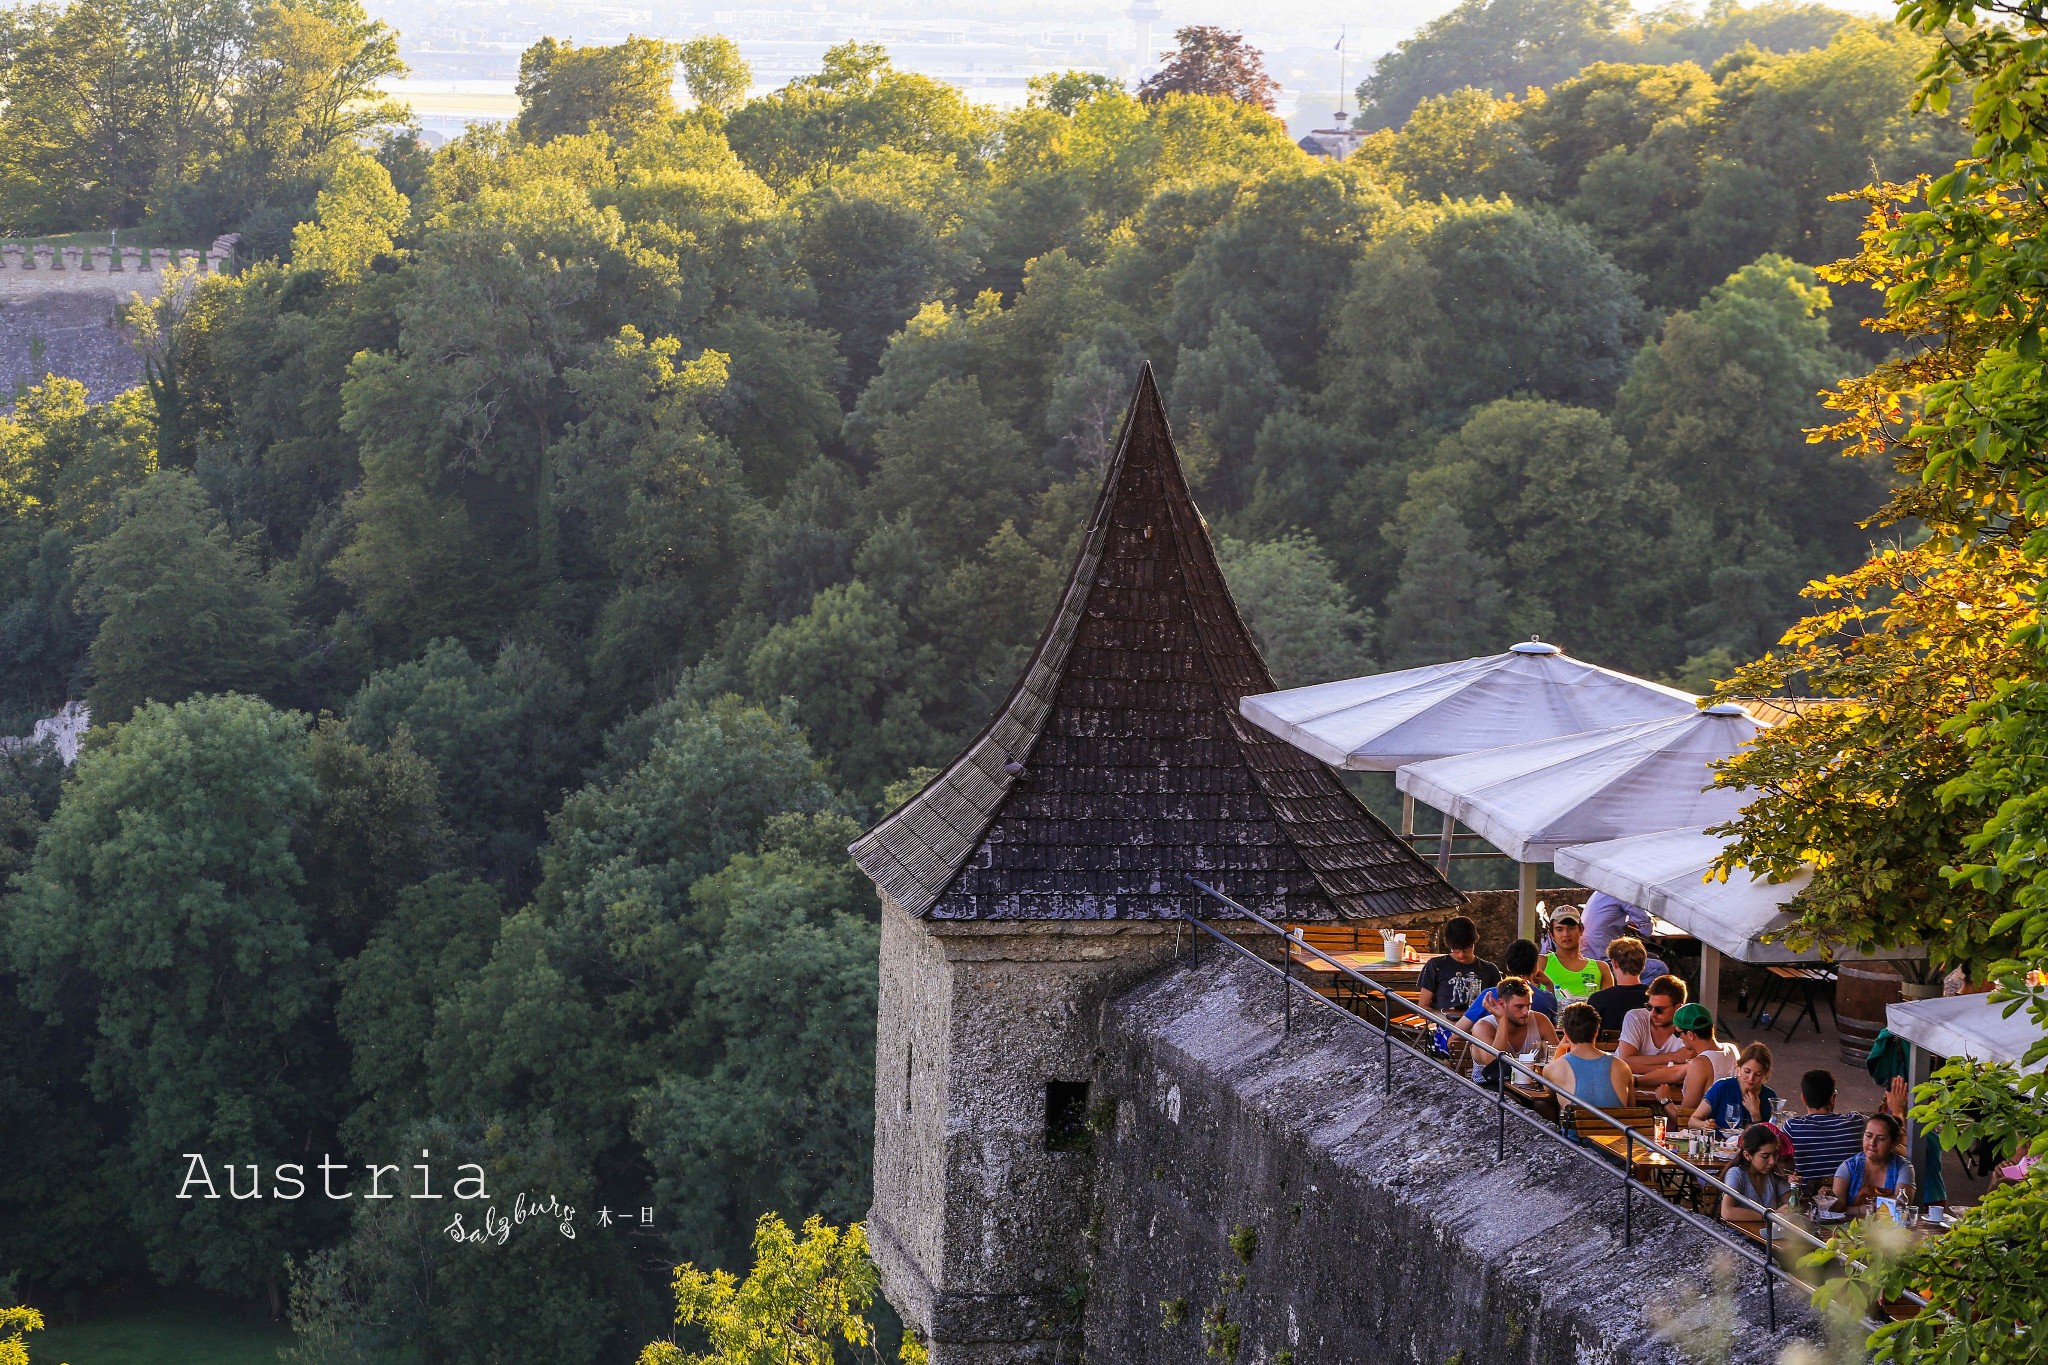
1336;28;1347;124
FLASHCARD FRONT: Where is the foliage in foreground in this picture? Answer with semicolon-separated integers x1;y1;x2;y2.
637;1215;922;1365
1710;1;2048;1359
0;1306;51;1365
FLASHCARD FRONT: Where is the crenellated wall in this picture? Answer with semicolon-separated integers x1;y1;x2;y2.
1073;949;1822;1365
0;234;238;300
0;235;238;398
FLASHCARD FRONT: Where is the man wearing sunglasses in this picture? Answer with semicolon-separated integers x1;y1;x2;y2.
1615;974;1693;1104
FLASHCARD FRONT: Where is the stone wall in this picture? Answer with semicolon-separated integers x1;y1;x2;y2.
0;236;239;400
0;292;143;400
0;235;237;301
1075;949;1820;1365
870;906;1288;1364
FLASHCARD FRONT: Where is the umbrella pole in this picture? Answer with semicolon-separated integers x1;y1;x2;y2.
1700;945;1722;1020
1437;808;1454;876
1402;793;1414;841
1518;862;1538;941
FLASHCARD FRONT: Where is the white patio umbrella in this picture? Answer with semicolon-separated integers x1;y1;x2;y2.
1239;640;1698;871
1240;640;1699;770
1885;991;2046;1187
1887;994;2045;1074
1396;704;1764;938
1556;825;1922;1023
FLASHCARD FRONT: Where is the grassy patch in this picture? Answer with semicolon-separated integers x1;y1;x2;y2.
32;1292;291;1365
4;230;199;250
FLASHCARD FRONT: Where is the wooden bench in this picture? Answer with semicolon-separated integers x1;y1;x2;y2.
1571;1102;1662;1137
1286;924;1435;957
1290;924;1382;956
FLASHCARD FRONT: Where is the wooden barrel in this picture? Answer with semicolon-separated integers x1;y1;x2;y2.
1836;961;1902;1068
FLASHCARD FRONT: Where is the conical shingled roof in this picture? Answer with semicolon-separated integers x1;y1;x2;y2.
849;367;1461;922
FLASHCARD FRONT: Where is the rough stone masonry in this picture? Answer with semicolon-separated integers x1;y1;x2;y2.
1081;948;1820;1365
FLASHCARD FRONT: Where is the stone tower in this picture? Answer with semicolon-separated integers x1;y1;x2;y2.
849;368;1459;1363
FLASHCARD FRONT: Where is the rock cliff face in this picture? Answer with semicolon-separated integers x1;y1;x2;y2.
1079;949;1820;1365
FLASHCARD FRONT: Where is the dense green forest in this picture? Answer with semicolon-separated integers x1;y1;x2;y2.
0;0;1968;1359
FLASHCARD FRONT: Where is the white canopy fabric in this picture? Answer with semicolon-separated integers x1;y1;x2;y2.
1396;706;1762;863
1238;641;1700;771
1554;827;1922;966
1887;994;2046;1073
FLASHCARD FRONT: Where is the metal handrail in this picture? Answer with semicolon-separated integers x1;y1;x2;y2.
1180;876;1932;1329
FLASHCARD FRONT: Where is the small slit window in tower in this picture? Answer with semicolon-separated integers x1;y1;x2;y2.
1045;1080;1091;1152
904;1043;913;1114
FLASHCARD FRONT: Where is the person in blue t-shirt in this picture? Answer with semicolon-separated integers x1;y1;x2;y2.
1688;1042;1777;1133
1833;1112;1914;1215
1456;939;1558;1039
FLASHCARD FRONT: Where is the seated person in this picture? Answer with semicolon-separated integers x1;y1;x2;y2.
1469;977;1558;1084
1782;1069;1867;1191
1690;1041;1777;1133
1535;909;1612;1004
1995;1150;2039;1187
1540;1002;1633;1114
1456;939;1558;1035
1617;975;1692;1102
1674;1004;1741;1116
1418;915;1499;1050
1581;890;1669;978
1721;1123;1794;1224
1586;936;1650;1032
1833;1113;1914;1216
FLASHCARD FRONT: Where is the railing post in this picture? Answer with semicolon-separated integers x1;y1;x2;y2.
1623;1128;1634;1248
1495;1060;1506;1162
1763;1214;1777;1331
1281;926;1291;1035
1383;1028;1392;1095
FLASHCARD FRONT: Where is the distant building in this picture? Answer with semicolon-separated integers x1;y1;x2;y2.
1298;109;1367;161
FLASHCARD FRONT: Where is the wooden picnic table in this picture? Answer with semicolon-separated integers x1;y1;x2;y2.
1288;946;1439;984
1581;1130;1736;1209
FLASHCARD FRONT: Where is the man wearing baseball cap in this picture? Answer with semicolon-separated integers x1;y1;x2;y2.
1536;908;1611;1004
1672;1002;1741;1116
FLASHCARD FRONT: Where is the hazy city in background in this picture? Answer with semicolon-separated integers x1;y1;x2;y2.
372;0;1894;139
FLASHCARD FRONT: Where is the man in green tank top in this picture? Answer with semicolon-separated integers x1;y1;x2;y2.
1536;910;1611;1004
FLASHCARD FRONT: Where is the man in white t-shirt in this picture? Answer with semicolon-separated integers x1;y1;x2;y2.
1615;974;1691;1102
